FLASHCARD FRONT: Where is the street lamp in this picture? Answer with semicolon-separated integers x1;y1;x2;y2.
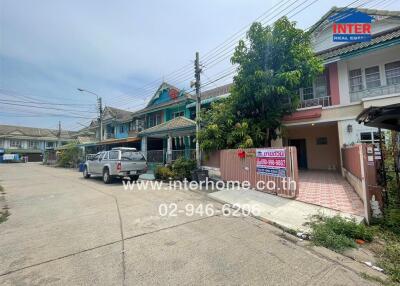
77;88;103;142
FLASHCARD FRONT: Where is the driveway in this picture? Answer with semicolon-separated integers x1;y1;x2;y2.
0;163;378;285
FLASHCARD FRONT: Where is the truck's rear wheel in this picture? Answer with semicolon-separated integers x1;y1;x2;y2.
130;175;139;181
103;168;112;184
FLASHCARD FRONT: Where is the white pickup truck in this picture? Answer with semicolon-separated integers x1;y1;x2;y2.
83;147;147;184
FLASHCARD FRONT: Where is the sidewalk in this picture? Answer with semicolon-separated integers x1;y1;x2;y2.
208;189;364;232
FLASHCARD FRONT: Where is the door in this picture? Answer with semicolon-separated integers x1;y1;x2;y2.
289;139;308;169
92;152;105;174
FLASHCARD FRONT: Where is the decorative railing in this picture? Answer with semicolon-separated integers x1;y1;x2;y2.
147;150;164;163
172;150;185;161
298;96;331;108
350;83;400;102
172;149;196;161
105;132;115;139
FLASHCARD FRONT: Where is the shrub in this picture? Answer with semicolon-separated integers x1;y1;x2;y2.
171;157;196;181
57;143;82;168
155;166;175;181
379;242;400;283
383;208;400;236
308;215;374;252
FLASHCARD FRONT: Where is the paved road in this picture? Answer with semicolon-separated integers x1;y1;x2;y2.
0;163;378;285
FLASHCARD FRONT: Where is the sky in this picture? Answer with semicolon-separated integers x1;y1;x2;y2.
0;0;399;130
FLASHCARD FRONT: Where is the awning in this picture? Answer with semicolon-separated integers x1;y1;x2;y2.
79;136;141;147
4;149;43;154
357;104;400;131
139;116;195;138
186;94;229;108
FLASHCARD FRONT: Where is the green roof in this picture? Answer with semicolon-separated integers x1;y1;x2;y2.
139;116;195;136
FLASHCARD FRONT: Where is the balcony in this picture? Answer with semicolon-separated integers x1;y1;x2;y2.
105;132;115;139
128;130;140;138
298;96;332;109
350;84;400;102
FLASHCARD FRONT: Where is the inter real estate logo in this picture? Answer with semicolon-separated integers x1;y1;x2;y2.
330;8;373;42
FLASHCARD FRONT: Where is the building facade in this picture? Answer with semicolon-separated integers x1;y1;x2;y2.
0;125;76;162
274;7;400;171
82;7;399;172
82;82;230;168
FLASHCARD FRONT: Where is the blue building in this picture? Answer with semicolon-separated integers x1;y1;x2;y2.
83;82;231;166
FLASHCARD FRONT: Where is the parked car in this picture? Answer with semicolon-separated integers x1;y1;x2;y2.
82;147;147;183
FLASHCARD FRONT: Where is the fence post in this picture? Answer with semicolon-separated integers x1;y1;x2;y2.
359;145;370;224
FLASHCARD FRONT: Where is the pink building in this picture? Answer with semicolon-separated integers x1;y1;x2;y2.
273;7;400;172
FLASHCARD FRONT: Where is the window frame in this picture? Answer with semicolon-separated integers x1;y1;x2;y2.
10;139;22;148
108;151;119;160
385;60;400;86
349;68;363;92
365;65;381;89
173;111;184;118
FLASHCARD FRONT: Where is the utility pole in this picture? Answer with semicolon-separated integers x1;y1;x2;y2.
57;121;61;147
194;52;202;168
77;88;103;142
97;97;103;142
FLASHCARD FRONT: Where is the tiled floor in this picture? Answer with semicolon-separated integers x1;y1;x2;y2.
296;170;364;216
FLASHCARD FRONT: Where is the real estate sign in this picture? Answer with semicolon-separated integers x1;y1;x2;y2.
256;148;287;177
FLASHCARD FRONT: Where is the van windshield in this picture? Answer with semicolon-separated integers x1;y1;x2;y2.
121;151;145;161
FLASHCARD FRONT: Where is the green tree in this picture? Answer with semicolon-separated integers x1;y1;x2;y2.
199;18;323;150
230;17;324;146
198;99;259;151
57;143;82;168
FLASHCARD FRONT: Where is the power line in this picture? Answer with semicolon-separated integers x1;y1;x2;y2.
108;0;325;108
0;101;98;114
71;0;374;128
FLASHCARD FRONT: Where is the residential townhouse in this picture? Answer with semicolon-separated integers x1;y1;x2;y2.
82;83;230;167
0;124;76;162
273;7;400;172
83;7;399;173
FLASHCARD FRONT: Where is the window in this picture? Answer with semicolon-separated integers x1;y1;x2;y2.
108;151;119;160
129;122;135;131
302;87;314;100
385;61;400;85
316;137;328;145
147;113;162;128
173;111;184;118
360;131;384;144
314;75;328;98
365;66;381;89
10;140;22;148
92;153;100;160
349;69;363;92
121;151;145;161
46;142;55;148
360;132;372;142
29;141;39;149
119;125;125;133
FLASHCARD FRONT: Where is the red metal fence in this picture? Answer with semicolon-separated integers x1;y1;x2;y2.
219;147;298;198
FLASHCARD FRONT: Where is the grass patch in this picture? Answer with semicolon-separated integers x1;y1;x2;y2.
0;209;10;224
372;227;400;284
308;214;373;252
